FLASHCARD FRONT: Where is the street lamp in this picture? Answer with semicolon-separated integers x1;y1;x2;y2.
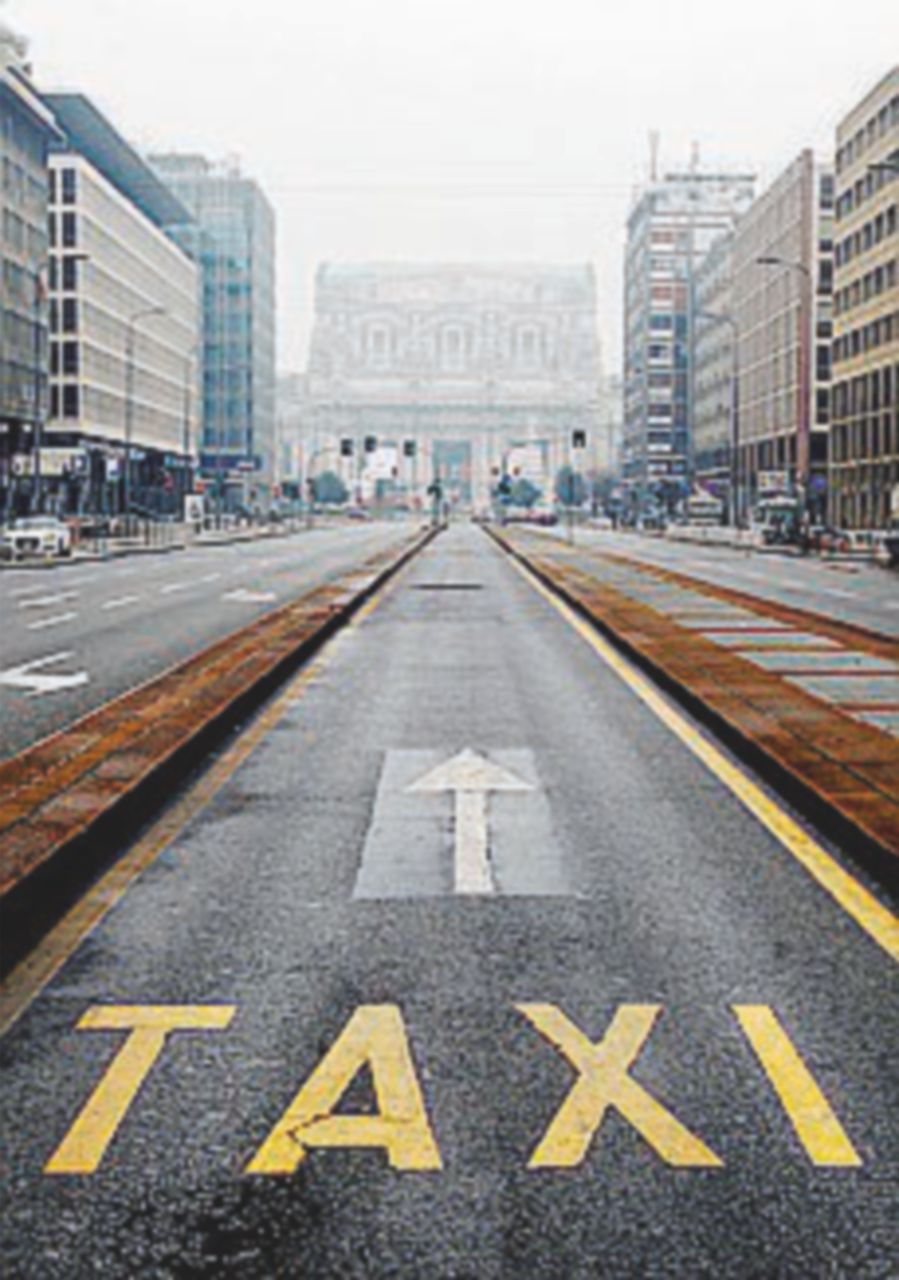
31;251;90;514
182;341;199;506
755;255;813;515
123;305;167;528
697;310;741;527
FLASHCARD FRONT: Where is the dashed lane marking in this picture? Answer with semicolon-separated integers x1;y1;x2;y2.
102;595;141;611
19;591;77;610
27;612;78;632
506;553;899;965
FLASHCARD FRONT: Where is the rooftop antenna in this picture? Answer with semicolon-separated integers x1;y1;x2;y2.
649;130;660;183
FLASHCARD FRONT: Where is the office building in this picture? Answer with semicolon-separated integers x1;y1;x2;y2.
623;169;755;513
0;21;60;516
831;67;899;529
42;94;200;517
149;154;276;511
693;231;736;509
730;149;834;521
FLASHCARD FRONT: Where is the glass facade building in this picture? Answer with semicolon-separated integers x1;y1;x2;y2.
149;154;276;508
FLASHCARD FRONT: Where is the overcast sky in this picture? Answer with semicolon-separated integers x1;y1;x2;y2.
7;0;899;373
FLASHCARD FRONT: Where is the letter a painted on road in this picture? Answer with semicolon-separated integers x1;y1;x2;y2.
518;1004;722;1169
247;1005;442;1174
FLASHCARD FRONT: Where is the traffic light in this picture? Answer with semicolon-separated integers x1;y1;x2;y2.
364;435;377;454
340;438;354;457
572;429;587;449
403;440;417;458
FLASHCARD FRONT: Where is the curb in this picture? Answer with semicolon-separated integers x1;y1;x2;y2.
488;526;899;881
0;524;438;970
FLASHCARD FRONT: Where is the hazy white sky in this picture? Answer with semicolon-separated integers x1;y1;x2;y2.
7;0;899;371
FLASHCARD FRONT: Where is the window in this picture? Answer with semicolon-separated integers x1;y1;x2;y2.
62;257;79;291
62;385;80;418
61;299;78;332
61;213;77;248
61;168;77;205
62;342;79;376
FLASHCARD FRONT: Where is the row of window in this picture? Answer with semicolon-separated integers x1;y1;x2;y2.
834;202;897;266
835;155;898;222
2;207;45;259
832;364;897;415
830;415;897;464
835;95;899;174
47;255;81;292
49;384;80;419
48;167;78;206
47;211;78;249
833;258;898;316
833;311;898;363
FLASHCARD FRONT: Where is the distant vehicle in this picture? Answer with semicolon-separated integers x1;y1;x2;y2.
682;490;724;526
0;516;73;561
752;495;800;546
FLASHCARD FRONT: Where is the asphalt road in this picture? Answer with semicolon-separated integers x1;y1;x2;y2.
0;521;419;759
527;526;899;638
1;523;896;1277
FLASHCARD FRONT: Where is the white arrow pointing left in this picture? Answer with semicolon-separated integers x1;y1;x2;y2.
0;651;89;698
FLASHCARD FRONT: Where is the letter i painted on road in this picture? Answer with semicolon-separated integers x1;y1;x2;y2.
45;1006;236;1175
247;1005;442;1174
733;1006;862;1167
518;1004;722;1169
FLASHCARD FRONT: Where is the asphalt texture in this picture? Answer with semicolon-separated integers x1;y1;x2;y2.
1;523;897;1278
527;526;899;638
0;521;419;759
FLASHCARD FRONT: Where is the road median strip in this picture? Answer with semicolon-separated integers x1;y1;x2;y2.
491;527;899;870
0;526;436;965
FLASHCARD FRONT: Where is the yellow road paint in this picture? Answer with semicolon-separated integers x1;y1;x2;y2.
45;1005;235;1175
0;548;416;1041
519;1003;722;1169
247;1004;442;1174
734;1005;862;1167
508;553;899;966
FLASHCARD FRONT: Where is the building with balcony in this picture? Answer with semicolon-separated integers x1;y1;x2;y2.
831;67;899;529
0;22;61;517
40;94;200;517
148;153;276;511
623;169;755;515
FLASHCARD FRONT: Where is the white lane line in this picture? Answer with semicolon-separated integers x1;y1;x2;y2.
102;595;141;611
19;591;78;610
9;584;49;599
160;572;222;595
820;587;854;599
27;612;78;631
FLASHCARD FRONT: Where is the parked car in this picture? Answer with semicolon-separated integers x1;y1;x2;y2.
0;516;73;561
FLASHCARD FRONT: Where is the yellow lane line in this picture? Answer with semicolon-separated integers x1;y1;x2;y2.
0;555;414;1040
507;552;899;965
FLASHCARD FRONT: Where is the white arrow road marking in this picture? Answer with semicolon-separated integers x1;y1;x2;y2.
27;612;78;631
19;591;78;610
0;651;89;698
224;588;278;604
353;750;570;900
408;749;533;894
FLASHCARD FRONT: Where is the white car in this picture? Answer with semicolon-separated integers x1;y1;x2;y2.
1;516;73;561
